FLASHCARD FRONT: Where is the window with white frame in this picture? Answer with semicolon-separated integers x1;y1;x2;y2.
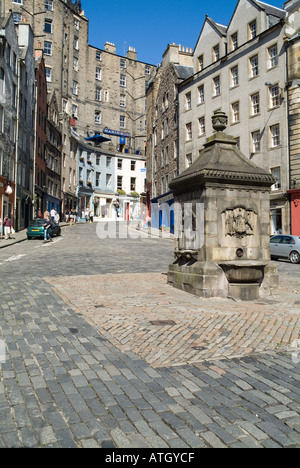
120;75;126;87
72;81;78;95
117;175;123;190
120;94;126;107
271;166;281;190
120;115;125;128
186;153;193;168
145;65;151;75
96;50;102;61
231;33;238;51
251;130;261;153
13;13;22;23
250;55;259;77
130;177;136;191
95;110;101;124
120;58;126;68
249;20;257;39
95;87;101;102
174;140;178;160
74;18;80;30
185;92;192;110
231;102;240;123
270;124;280;148
250;92;260;116
198;84;204;104
186;122;192;141
268;45;278;69
269;85;280;108
44;41;52;56
72;104;78;118
231;66;239;87
45;67;52;82
13;0;23;3
73;57;78;71
45;1;53;11
197;55;204;72
95;67;102;81
73;36;79;50
198;117;205;136
213;76;221;96
213;45;220;62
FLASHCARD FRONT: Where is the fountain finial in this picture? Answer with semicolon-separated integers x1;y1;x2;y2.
212;110;228;133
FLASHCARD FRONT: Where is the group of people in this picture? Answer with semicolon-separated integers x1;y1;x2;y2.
65;209;94;224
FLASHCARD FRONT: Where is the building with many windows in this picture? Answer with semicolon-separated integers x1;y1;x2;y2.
167;0;300;236
77;139;146;221
146;43;193;232
0;13;35;231
5;0;155;218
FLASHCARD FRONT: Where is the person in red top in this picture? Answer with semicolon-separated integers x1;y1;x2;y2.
3;216;12;240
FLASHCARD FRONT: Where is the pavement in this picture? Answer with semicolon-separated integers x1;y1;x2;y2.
0;222;299;449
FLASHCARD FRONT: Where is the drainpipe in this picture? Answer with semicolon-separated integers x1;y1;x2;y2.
14;56;21;231
32;78;38;220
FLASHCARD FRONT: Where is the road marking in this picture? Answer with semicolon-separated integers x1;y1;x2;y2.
41;237;63;247
5;254;26;262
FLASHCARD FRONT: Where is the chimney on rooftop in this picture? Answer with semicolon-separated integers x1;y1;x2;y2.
127;46;137;61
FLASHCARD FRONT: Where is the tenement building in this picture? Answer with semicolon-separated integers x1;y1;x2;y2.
178;0;300;235
146;44;193;232
0;13;35;231
5;0;155;218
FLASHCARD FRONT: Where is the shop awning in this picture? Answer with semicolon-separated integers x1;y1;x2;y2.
84;134;111;144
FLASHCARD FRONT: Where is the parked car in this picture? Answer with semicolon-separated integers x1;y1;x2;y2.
27;218;61;240
270;234;300;264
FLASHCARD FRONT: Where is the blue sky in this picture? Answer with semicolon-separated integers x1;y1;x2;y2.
82;0;284;65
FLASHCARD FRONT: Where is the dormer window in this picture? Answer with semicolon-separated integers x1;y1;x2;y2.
249;20;257;40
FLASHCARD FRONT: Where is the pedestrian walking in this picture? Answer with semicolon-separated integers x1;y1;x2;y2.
43;215;53;242
3;216;12;240
54;210;60;224
50;208;55;221
44;209;50;219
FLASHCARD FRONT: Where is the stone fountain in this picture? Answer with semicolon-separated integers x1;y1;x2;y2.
167;111;278;301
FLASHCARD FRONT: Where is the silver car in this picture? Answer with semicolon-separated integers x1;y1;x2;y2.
270;235;300;264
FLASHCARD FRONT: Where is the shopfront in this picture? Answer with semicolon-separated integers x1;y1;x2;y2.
0;179;15;235
288;189;300;236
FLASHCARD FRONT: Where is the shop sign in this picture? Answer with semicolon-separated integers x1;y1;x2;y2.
103;128;130;138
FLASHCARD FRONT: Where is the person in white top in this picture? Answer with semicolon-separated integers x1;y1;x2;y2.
54;210;60;224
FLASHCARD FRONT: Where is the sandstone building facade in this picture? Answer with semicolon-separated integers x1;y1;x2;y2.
5;0;155;216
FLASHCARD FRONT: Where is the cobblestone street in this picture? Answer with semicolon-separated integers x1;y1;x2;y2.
0;223;299;448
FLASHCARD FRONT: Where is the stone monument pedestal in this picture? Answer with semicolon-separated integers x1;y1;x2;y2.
167;111;278;301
